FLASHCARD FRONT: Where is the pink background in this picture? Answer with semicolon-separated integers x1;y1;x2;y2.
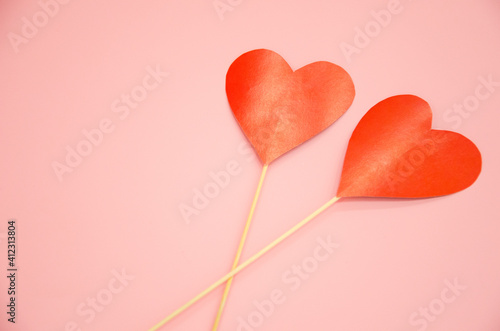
1;0;500;330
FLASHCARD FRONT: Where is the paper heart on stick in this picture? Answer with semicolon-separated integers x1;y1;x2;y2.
337;95;482;198
150;95;483;330
226;49;355;164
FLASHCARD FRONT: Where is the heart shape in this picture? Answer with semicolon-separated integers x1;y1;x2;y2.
337;95;482;198
226;49;355;164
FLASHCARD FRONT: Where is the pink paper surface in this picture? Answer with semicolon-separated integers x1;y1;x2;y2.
1;1;499;331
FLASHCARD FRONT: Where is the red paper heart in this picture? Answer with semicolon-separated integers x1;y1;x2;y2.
337;95;482;198
226;49;355;164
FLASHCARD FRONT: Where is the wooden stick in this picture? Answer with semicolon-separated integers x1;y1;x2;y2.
212;164;268;330
148;196;341;331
